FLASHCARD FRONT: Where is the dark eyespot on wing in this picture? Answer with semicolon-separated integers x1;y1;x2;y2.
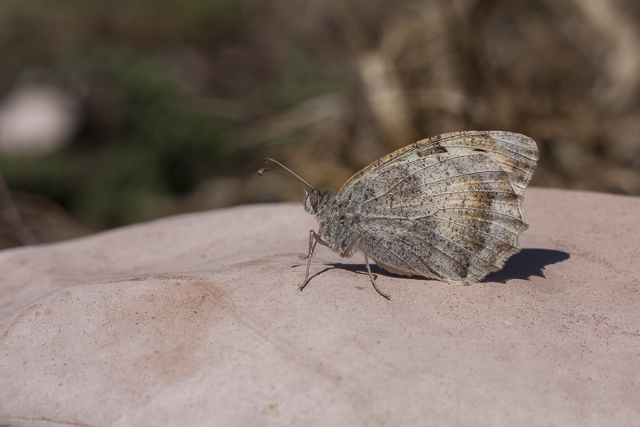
415;142;448;156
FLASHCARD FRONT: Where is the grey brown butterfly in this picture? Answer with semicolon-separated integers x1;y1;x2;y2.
259;131;538;299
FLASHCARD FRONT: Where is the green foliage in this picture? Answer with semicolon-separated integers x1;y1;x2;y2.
1;55;232;227
0;0;354;231
77;56;233;226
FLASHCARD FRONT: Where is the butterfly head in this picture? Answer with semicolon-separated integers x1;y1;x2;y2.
302;188;332;215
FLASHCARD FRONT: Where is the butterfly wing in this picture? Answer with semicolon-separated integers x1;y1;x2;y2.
337;131;538;284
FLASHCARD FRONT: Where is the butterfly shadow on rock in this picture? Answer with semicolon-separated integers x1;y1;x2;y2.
296;248;569;286
483;248;570;284
301;262;434;284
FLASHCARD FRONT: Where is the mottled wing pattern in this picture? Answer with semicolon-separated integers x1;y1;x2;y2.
337;131;538;284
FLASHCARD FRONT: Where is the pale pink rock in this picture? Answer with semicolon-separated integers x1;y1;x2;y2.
0;188;639;426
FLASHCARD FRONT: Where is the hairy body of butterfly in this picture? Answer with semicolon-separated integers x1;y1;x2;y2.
298;131;538;299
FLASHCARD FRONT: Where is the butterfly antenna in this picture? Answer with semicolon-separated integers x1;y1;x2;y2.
258;158;316;190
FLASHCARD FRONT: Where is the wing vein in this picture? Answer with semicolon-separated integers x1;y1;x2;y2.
381;230;468;272
404;218;494;265
442;142;538;162
439;207;523;221
367;236;420;273
419;189;516;199
364;153;485;205
431;215;515;247
375;176;510;200
433;214;522;235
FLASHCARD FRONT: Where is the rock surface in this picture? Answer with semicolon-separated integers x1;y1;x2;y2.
1;188;639;427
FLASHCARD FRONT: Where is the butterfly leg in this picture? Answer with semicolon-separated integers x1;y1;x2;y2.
364;253;390;300
339;232;361;257
299;230;329;292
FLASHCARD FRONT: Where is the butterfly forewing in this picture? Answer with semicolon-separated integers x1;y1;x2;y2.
337;131;538;284
427;132;538;196
339;131;537;196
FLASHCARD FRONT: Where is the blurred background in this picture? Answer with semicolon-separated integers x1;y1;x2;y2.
0;0;639;250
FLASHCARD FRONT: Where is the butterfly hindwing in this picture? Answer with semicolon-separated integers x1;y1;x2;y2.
337;131;538;284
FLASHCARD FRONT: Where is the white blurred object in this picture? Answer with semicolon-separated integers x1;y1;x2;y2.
0;84;80;155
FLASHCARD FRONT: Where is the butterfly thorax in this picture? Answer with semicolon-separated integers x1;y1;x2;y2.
303;188;362;257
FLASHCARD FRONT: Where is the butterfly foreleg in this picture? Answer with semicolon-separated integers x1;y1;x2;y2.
364;253;391;300
299;230;329;292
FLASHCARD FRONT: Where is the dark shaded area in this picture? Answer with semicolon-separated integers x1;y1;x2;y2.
297;248;570;289
326;262;426;280
484;248;571;283
301;262;438;288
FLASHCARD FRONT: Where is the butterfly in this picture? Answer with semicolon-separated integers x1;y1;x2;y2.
259;131;539;299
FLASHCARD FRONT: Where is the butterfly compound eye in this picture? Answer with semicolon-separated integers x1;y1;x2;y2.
302;189;314;214
303;189;322;215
